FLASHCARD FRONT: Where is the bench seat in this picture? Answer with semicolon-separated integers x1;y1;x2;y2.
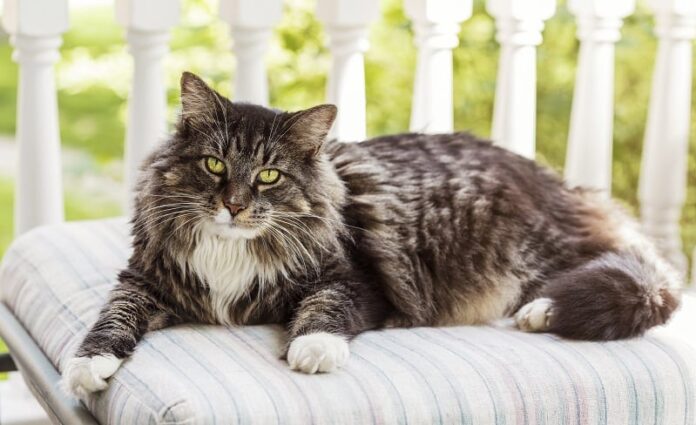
1;219;695;424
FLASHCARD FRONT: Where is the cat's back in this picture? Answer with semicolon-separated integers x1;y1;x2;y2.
324;132;582;267
325;132;566;209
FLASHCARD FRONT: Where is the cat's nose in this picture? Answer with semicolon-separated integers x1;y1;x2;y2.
224;202;246;217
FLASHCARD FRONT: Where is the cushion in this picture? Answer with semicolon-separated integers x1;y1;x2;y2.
1;219;695;424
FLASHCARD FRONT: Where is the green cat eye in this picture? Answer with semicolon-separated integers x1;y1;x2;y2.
205;157;226;175
257;169;280;185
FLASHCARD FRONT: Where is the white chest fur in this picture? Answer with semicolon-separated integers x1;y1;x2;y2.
188;233;275;325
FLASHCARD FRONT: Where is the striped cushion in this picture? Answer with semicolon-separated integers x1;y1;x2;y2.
1;219;695;424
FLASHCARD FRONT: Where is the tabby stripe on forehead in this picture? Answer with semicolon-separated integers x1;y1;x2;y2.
263;149;275;166
234;132;242;152
253;138;265;160
214;139;226;156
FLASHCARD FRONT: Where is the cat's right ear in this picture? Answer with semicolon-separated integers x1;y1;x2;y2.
179;71;223;128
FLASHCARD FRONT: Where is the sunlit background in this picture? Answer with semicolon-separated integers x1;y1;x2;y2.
0;0;694;270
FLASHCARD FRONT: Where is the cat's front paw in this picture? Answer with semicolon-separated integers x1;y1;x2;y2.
287;332;349;374
62;355;123;398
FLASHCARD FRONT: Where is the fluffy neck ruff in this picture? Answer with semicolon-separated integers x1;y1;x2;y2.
188;233;270;325
184;222;321;325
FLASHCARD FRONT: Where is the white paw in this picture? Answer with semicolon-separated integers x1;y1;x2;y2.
515;298;554;332
287;332;349;374
62;355;123;398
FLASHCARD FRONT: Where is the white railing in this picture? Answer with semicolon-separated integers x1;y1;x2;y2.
1;0;694;283
405;0;471;134
220;0;282;106
564;0;635;193
487;0;555;159
2;0;68;234
317;0;378;141
116;0;180;210
639;0;696;276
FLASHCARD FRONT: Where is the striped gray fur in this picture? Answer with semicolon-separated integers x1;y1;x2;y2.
70;72;682;385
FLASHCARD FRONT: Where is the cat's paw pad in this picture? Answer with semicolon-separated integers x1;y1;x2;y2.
62;355;123;398
287;332;349;374
515;298;554;332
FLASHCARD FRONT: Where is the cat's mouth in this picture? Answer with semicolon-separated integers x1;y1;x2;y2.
208;209;263;239
208;220;261;240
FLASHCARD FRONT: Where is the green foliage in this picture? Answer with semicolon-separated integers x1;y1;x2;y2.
0;178;121;258
0;0;694;266
0;44;17;133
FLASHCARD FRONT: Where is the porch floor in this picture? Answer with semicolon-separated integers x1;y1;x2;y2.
0;373;50;425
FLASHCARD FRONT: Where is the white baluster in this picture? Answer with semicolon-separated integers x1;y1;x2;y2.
2;0;68;235
486;0;555;158
220;0;282;105
564;0;635;193
639;0;696;276
116;0;180;210
405;0;472;133
317;0;379;142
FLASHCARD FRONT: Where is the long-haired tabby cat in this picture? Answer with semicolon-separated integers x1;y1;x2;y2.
64;72;681;397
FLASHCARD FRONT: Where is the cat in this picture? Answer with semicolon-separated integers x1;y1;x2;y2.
63;72;681;398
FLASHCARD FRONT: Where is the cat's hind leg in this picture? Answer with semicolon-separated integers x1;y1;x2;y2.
514;249;680;340
514;297;554;332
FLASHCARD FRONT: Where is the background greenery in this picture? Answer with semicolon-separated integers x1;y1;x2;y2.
0;0;694;265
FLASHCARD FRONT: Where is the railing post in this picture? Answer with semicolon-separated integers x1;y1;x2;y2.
639;0;696;276
564;0;635;193
405;0;472;134
317;0;379;142
116;0;180;211
2;0;68;235
220;0;283;105
486;0;555;158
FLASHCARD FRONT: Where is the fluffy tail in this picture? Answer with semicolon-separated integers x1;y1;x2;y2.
540;249;681;340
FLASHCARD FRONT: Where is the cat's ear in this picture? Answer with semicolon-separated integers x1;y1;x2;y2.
179;71;224;127
285;104;337;156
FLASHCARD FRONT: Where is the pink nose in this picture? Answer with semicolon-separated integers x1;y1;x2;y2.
224;202;246;216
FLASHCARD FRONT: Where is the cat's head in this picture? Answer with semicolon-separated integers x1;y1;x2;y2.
134;72;346;258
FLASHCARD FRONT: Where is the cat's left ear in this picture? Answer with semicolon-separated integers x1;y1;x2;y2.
285;104;337;156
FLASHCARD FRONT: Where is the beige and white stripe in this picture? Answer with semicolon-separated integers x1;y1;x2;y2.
1;219;695;424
